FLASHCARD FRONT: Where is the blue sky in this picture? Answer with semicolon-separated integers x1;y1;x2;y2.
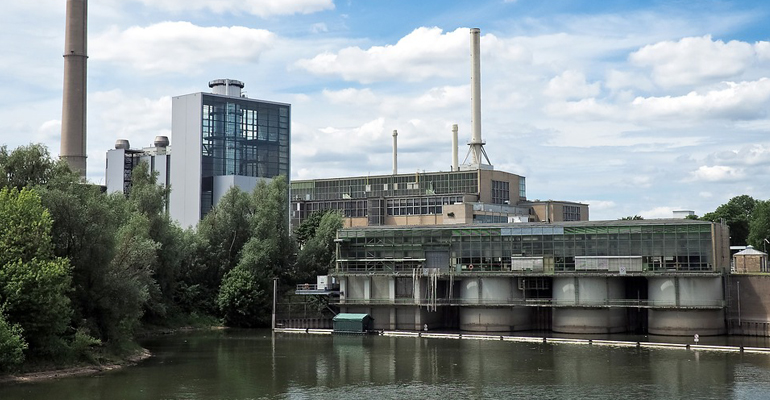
1;0;769;220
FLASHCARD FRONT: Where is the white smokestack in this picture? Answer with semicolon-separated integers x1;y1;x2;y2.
392;129;398;175
470;27;482;159
452;124;459;171
462;27;492;170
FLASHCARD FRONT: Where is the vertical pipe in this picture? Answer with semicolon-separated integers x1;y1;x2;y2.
469;28;482;164
61;0;88;177
452;124;459;171
392;129;398;175
272;278;278;330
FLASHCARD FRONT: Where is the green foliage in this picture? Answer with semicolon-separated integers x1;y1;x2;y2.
97;214;160;343
701;195;757;246
0;144;75;190
684;214;699;220
296;210;342;282
0;187;73;355
294;210;329;247
0;312;27;372
620;215;644;220
748;200;770;250
217;265;268;327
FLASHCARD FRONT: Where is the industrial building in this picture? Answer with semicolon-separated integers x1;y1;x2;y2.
291;170;588;228
291;28;587;229
106;79;291;228
332;219;731;336
105;136;170;196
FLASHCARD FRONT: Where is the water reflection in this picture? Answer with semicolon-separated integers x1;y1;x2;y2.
3;330;770;399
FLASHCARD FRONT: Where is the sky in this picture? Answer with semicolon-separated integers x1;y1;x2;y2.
0;0;769;221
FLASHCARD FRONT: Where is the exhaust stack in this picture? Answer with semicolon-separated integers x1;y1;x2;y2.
392;129;398;175
462;28;492;170
452;124;459;171
60;0;88;176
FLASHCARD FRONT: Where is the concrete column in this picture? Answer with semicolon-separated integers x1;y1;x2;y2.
340;277;347;304
388;277;396;301
364;277;371;301
61;0;88;176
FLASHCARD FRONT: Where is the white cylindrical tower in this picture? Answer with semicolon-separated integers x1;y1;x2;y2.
469;28;483;165
60;0;88;177
452;124;459;171
392;129;398;175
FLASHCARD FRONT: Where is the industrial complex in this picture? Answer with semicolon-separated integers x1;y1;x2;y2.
95;26;769;337
106;79;291;228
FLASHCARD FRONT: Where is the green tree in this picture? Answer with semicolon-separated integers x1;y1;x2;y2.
748;200;770;251
216;265;266;327
0;187;72;354
702;195;757;246
96;214;159;342
196;187;253;281
0;144;74;190
296;210;343;282
0;312;27;372
620;215;644;220
127;162;186;321
217;176;294;327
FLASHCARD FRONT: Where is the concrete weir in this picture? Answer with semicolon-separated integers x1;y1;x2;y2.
648;277;725;336
552;277;627;334
459;277;530;331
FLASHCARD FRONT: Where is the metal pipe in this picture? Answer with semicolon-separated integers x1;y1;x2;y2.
272;278;278;330
61;0;88;176
392;129;398;175
452;124;459;171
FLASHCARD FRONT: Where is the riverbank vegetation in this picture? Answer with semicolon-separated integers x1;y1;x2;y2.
0;144;340;374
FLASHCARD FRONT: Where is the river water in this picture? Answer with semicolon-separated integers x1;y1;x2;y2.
4;329;770;399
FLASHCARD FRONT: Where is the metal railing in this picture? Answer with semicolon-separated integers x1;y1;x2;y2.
335;297;724;309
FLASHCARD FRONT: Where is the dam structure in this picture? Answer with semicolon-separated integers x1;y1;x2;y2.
332;219;731;336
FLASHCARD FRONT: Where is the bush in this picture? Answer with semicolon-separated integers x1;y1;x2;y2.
217;266;267;328
0;313;27;372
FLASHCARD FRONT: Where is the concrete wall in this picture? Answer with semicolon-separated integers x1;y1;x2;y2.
726;275;770;336
170;93;203;229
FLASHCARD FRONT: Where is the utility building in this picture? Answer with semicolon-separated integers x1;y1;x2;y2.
106;79;291;228
333;219;731;336
170;79;291;228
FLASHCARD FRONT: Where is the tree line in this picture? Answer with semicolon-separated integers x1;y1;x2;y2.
0;144;341;373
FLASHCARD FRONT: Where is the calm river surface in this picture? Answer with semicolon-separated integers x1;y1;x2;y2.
4;329;770;399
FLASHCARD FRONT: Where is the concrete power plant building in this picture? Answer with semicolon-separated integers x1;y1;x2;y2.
290;28;588;228
333;219;731;336
105;79;291;228
60;0;88;176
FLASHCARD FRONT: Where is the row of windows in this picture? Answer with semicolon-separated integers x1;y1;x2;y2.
563;205;581;221
292;171;479;201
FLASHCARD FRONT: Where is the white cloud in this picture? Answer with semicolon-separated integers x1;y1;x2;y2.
690;165;745;182
129;0;334;17
544;70;601;99
630;78;770;120
322;88;377;104
296;27;529;84
311;23;329;34
296;27;468;83
630;35;767;87
639;206;680;219
91;22;275;74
